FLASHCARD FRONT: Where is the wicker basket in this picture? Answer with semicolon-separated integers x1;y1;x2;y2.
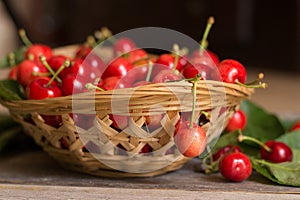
0;46;254;177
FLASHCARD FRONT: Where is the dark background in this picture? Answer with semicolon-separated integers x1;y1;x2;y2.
3;0;300;71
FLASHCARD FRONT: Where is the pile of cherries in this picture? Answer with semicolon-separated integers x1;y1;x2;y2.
6;18;265;162
209;110;295;182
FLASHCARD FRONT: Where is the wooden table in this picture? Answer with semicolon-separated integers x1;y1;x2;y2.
0;69;300;199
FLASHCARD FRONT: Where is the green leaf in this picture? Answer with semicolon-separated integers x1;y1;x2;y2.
0;79;25;100
240;100;285;142
276;130;300;149
251;149;300;187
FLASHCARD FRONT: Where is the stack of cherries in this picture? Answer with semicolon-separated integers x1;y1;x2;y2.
7;19;263;161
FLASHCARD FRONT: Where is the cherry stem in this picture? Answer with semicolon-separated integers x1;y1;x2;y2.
86;35;97;48
40;55;61;83
46;60;70;87
145;60;153;82
94;27;113;43
8;52;16;67
190;74;201;128
199;16;215;56
235;80;267;89
32;72;51;77
18;29;32;47
238;133;271;152
245;73;265;85
85;83;105;92
173;44;180;72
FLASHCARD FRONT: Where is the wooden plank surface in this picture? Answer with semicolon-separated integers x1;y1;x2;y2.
0;151;299;198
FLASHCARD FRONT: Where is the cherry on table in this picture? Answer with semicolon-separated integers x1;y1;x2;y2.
212;145;242;161
261;140;293;163
219;152;252;182
226;110;247;132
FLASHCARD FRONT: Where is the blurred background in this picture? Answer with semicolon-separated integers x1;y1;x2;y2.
0;0;299;71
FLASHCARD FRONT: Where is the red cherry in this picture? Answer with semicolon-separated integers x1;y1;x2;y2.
212;145;242;161
75;45;92;59
151;54;186;78
61;74;86;96
25;44;53;63
109;114;129;130
174;121;207;157
122;64;149;86
113;37;136;56
290;121;300;132
145;114;164;131
8;66;18;80
97;76;131;91
261;141;293;163
71;114;95;130
101;57;133;79
192;49;219;66
48;55;71;71
152;69;183;83
226;110;247;132
140;144;152;153
219;152;252;182
182;63;212;80
127;49;148;64
217;59;247;84
41;115;62;128
17;60;48;87
25;78;61;100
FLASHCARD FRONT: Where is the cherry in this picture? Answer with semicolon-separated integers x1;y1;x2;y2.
261;141;293;163
121;64;149;86
226;110;247;132
48;55;71;72
75;45;92;59
217;59;247;84
219;152;252;182
17;59;48;87
127;49;148;64
97;76;131;91
238;134;293;163
25;44;53;63
152;69;183;83
140;144;152;153
212;145;242;161
290;121;300;132
71;113;95;130
61;74;87;96
101;57;133;79
41;115;62;128
151;55;186;79
109;114;129;130
113;37;136;56
8;66;18;80
174;121;207;157
145;114;164;131
182;63;212;80
25;77;61;100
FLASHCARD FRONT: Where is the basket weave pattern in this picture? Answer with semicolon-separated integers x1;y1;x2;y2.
0;79;254;177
